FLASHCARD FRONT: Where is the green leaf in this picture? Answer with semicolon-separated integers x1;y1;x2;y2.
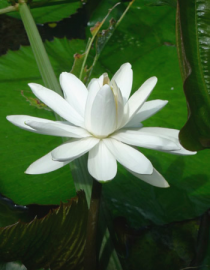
0;0;82;23
0;38;86;205
176;0;210;151
0;191;87;270
142;0;177;7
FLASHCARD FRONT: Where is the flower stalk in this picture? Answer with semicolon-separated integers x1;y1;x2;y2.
18;0;63;100
84;179;102;270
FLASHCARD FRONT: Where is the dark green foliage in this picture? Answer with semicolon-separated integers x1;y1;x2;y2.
177;0;210;150
0;191;88;270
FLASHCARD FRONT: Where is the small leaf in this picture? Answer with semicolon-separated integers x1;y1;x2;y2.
0;191;88;270
95;18;117;55
21;90;51;111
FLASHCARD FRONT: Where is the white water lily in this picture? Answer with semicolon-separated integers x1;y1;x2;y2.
7;63;196;187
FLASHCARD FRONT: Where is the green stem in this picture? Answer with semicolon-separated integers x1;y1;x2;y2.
0;5;18;14
18;0;63;105
79;2;120;81
84;179;102;270
115;0;134;28
85;0;135;84
190;209;210;267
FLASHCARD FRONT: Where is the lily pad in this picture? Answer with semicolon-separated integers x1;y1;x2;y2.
0;0;82;24
0;38;86;205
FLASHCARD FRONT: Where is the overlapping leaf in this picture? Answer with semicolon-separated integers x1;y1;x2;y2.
0;191;87;270
0;0;82;23
176;0;210;151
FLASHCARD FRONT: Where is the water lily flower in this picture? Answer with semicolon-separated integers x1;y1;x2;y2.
7;63;196;187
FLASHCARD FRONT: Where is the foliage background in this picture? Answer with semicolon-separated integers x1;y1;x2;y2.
0;0;210;269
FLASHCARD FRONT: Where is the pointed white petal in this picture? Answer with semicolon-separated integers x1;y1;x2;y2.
111;129;180;151
89;84;117;137
111;80;124;129
104;138;153;174
128;168;169;188
85;78;102;131
124;100;168;128
98;74;104;88
123;77;157;127
139;127;196;155
28;83;84;127
6;115;52;133
111;63;133;103
88;141;117;181
25;152;72;174
59;72;88;117
52;137;99;161
25;120;90;138
137;100;168;121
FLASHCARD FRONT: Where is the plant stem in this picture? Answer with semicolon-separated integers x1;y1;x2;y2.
0;5;18;14
18;0;63;112
190;209;210;267
79;2;120;81
84;178;102;270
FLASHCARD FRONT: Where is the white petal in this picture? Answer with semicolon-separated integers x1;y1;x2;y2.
88;141;117;181
122;77;157;127
139;127;196;155
128;168;169;188
111;63;133;103
111;80;125;129
52;137;99;161
97;74;104;88
25;152;72;174
25;120;90;138
124;100;168;128
85;78;102;131
28;83;84;127
104;138;153;174
111;129;180;151
6;115;52;133
89;84;117;137
59;72;88;117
